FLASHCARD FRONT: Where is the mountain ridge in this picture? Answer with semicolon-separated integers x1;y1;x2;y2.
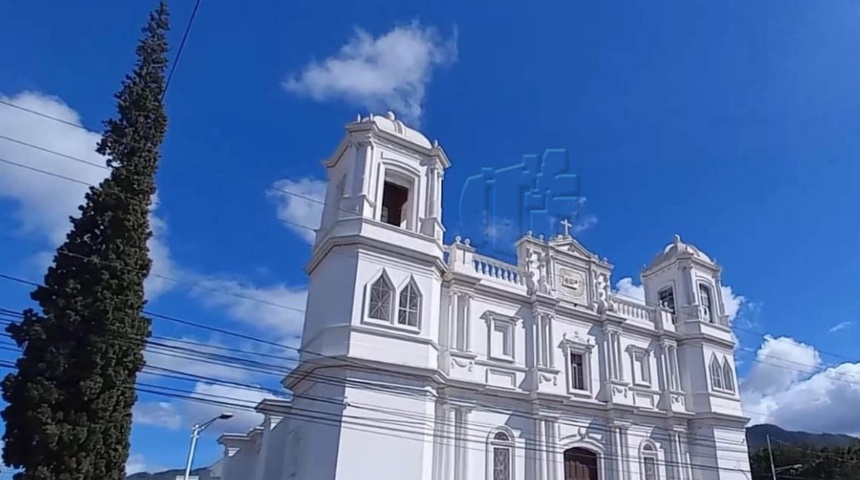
746;424;859;451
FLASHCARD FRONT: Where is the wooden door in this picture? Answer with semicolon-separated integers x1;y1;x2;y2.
564;448;598;480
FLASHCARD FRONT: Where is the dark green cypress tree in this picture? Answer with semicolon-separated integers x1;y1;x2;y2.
1;3;169;479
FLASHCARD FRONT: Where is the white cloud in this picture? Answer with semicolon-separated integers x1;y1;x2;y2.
720;284;746;324
188;278;307;349
267;178;326;244
741;335;860;435
741;335;822;397
614;277;645;304
571;214;597;235
283;22;457;125
187;383;277;433
0;91;174;301
132;400;182;430
829;321;853;333
144;336;271;383
126;453;162;476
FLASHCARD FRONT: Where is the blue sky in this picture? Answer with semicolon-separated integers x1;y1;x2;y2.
1;0;860;474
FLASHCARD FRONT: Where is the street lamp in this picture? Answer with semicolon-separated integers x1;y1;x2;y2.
183;412;234;480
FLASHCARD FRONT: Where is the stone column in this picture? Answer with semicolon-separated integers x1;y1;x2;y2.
464;294;472;352
617;425;631;480
454;407;470;480
548;419;561;480
448;292;459;350
602;327;614;381
436;169;444;219
442;405;456;480
548;315;556;369
607;425;622;480
679;431;692;480
541;418;556;480
535;417;546;480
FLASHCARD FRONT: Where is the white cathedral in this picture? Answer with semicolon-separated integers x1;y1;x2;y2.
212;113;753;480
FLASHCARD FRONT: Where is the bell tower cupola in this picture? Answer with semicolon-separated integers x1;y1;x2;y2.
641;234;728;326
315;111;450;258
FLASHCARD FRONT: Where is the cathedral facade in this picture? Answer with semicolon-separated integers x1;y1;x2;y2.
215;113;752;480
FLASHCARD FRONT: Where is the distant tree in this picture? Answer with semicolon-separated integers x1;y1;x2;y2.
1;3;170;479
749;444;860;480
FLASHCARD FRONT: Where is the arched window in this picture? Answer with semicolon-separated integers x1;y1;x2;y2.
640;441;659;480
698;284;714;322
722;358;735;393
368;274;394;321
397;279;421;327
709;354;724;390
489;429;514;480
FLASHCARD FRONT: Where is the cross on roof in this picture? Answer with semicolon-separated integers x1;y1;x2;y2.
560;218;573;237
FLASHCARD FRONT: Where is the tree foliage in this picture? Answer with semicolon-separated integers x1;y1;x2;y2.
749;444;860;480
1;3;170;479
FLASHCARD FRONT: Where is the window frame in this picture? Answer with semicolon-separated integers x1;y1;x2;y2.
377;163;419;231
366;271;395;323
698;282;715;323
709;354;725;391
639;440;660;480
627;345;653;388
396;278;422;329
657;286;676;315
560;333;595;397
483;312;520;363
717;356;736;394
487;428;515;480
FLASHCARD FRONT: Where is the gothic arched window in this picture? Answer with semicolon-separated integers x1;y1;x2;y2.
722;358;735;393
640;441;659;480
489;429;514;480
698;283;714;322
397;279;421;328
709;354;724;390
368;274;394;321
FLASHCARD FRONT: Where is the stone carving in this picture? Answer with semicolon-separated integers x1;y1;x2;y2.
452;357;475;372
539;372;557;386
612;385;629;398
592;271;614;314
523;248;551;295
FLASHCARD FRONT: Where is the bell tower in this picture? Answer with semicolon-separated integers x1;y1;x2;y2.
641;235;749;480
296;111;451;368
283;113;451;480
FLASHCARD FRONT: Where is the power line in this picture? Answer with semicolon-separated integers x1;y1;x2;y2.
163;0;203;100
0;303;856;450
0;360;768;477
0;99;87;130
2;114;859;457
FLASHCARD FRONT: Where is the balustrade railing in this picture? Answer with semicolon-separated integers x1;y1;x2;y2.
472;254;523;285
609;295;653;322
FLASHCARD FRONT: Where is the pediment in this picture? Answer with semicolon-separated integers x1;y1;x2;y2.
548;235;598;261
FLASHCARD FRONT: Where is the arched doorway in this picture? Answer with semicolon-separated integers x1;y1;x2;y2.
564;447;598;480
